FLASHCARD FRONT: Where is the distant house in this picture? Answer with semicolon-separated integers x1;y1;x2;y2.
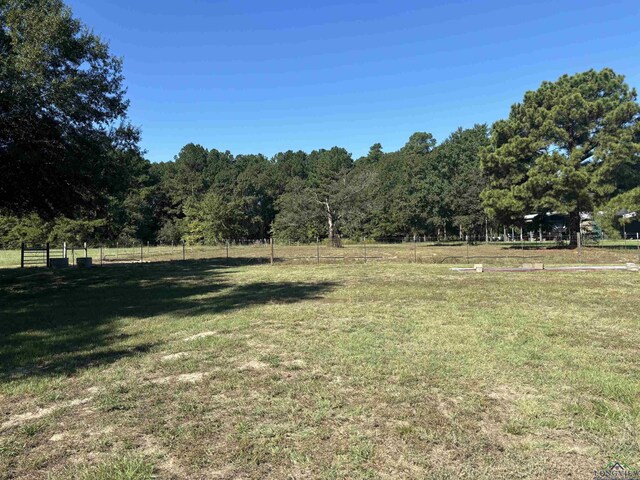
523;212;569;237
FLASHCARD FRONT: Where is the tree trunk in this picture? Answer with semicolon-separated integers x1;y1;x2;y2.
324;199;341;248
568;211;580;247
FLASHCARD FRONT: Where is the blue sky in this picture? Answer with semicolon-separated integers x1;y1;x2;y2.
67;0;640;162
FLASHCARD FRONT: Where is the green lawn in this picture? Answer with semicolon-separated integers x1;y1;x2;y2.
0;261;639;479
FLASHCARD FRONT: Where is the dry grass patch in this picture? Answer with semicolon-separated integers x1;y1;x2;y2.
0;261;638;478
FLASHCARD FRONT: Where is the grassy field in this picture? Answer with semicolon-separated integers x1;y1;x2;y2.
2;239;640;269
1;260;639;479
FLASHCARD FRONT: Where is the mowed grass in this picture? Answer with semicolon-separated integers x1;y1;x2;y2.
0;260;639;479
2;239;640;269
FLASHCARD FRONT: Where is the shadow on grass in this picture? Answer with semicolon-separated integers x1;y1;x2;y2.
0;259;337;380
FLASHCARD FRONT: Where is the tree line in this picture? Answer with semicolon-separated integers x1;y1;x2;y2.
1;0;639;248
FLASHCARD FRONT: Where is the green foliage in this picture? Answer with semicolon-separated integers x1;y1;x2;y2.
0;0;141;218
272;179;325;242
0;214;47;247
599;187;640;237
1;4;638;256
48;218;107;245
182;191;248;244
481;68;640;229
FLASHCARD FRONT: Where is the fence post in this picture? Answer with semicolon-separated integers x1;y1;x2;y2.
466;235;469;263
140;242;143;263
46;242;50;267
364;237;367;263
577;232;582;263
116;242;119;260
63;242;67;259
182;240;186;261
100;245;103;266
485;218;489;243
21;242;24;268
316;237;320;264
414;237;417;263
84;242;87;258
270;237;274;265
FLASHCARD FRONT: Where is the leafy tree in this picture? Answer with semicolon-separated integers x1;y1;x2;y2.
437;125;490;236
307;147;354;246
481;68;640;239
182;191;247;244
0;0;140;218
48;218;107;245
401;132;436;156
271;178;325;242
599;187;640;238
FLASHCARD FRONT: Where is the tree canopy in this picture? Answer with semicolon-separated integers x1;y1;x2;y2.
0;0;141;218
1;1;639;247
481;68;640;232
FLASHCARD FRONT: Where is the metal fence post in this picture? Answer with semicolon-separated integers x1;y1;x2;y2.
20;242;24;268
182;240;186;261
466;235;469;263
226;240;229;265
100;245;103;266
414;237;417;263
270;237;274;265
364;237;367;263
84;242;87;258
316;237;320;264
577;232;582;263
46;242;50;267
140;242;143;263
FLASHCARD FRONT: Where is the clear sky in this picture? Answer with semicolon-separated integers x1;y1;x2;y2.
67;0;640;162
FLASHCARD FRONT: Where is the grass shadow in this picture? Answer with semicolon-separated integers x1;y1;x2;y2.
0;259;337;380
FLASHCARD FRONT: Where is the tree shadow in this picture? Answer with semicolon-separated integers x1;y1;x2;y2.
0;259;337;380
501;244;571;250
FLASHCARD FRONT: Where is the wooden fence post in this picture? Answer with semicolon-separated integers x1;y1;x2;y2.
21;242;24;268
182;241;186;261
316;237;320;264
46;242;50;267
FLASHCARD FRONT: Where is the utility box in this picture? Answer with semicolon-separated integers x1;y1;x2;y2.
49;258;69;269
77;257;92;268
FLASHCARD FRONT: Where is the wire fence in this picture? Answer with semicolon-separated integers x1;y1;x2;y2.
4;233;640;269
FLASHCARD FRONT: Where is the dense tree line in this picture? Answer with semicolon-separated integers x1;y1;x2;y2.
1;1;639;247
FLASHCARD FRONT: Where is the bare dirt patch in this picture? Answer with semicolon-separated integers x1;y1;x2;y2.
183;331;216;341
160;352;190;361
239;360;269;371
150;372;210;385
1;397;92;431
